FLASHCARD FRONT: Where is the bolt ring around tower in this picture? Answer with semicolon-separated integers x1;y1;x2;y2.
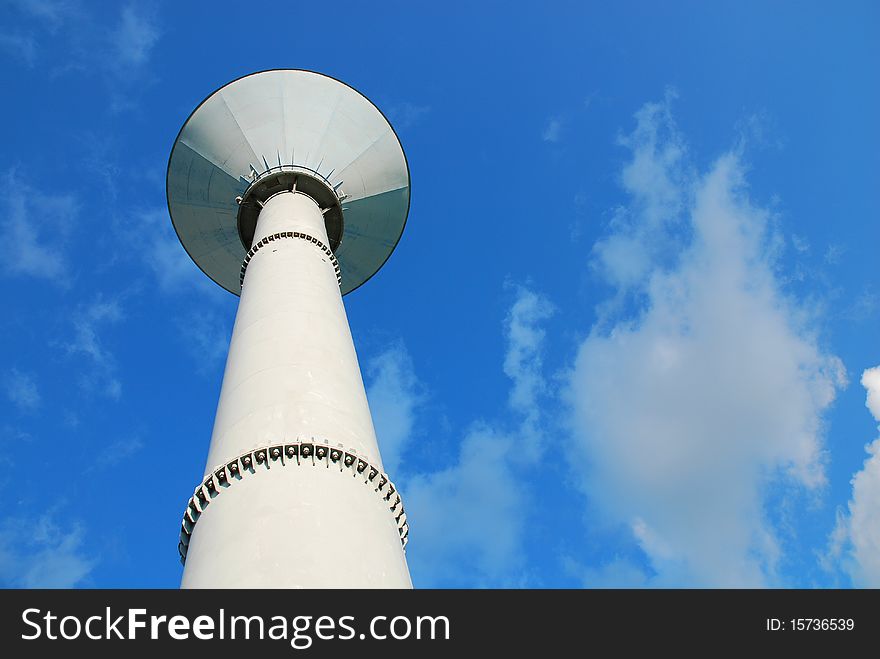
236;165;344;253
177;442;410;565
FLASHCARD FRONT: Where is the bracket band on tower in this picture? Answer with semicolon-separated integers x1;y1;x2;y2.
239;231;343;289
177;441;408;564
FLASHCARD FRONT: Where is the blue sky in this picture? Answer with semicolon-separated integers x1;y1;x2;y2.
1;1;878;588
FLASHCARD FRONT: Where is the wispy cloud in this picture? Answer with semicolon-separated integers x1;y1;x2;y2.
405;424;529;586
567;96;845;587
2;2;161;111
103;4;161;112
503;285;554;460
88;435;144;473
0;425;33;445
366;341;424;475
0;513;96;588
7;0;78;32
542;117;562;142
590;91;686;295
135;208;207;293
66;297;124;399
386;102;430;130
844;289;879;321
175;307;233;376
1;169;78;282
791;234;810;254
374;287;554;586
826;366;880;587
824;243;845;265
1;0;80;67
9;0;159;69
130;207;234;375
4;369;41;412
563;555;649;589
110;4;159;69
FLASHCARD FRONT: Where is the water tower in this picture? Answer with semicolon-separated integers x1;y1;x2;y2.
166;69;411;588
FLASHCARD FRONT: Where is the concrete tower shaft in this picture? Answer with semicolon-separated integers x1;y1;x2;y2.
206;192;382;471
180;190;411;588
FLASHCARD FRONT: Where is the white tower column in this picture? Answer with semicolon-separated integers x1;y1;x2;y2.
180;191;411;588
168;69;412;589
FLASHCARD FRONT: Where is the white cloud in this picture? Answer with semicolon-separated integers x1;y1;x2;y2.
1;0;80;69
563;556;649;589
4;369;41;412
862;367;880;420
843;438;880;586
66;297;124;399
0;513;95;588
88;435;144;472
542;117;562;142
567;97;845;587
828;366;880;587
404;425;528;586
824;244;845;265
110;4;159;67
129;207;235;374
1;169;78;282
844;289;878;321
386;102;430;130
175;307;234;376
382;287;553;586
591;94;686;292
504;287;554;414
366;341;423;475
502;285;554;460
0;425;33;445
791;234;810;254
3;2;160;110
135;208;207;293
8;0;76;32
